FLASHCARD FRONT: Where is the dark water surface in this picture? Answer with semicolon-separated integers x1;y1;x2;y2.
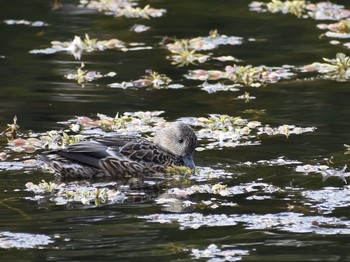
2;0;350;261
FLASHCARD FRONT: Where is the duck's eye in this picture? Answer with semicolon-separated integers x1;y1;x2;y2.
178;138;184;143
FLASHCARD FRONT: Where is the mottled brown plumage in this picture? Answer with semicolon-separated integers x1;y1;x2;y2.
40;122;197;179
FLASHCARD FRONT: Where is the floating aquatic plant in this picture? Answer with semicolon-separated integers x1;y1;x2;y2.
200;82;240;94
345;144;350;154
130;24;151;33
250;1;350;50
2;111;315;157
3;19;48;27
141;211;350;234
62;111;166;136
190;244;249;261
26;166;195;207
4;129;84;154
1;116;19;141
109;70;183;89
302;53;350;81
187;65;294;86
29;34;147;60
183;114;315;150
164;30;243;66
236;92;256;103
164;166;193;176
267;0;306;17
0;231;53;249
40;131;84;150
169;46;209;67
302;185;350;214
157;182;281;208
250;1;350;20
26;180;126;206
295;163;349;183
79;0;166;19
65;63;116;87
3;111;164;153
239;156;302;167
166;30;243;52
318;20;350;39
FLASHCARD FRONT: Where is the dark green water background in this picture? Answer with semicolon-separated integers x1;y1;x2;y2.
2;0;350;261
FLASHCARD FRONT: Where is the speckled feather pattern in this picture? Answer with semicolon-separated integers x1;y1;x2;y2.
40;122;197;179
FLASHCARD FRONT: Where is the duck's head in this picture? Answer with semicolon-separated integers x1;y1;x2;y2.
154;122;197;169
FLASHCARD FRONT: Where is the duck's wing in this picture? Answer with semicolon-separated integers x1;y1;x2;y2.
92;136;146;147
117;139;183;166
51;136;150;169
99;140;179;177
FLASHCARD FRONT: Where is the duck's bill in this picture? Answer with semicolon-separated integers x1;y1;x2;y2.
183;155;195;170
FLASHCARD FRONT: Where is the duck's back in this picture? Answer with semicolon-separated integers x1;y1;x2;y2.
41;136;183;179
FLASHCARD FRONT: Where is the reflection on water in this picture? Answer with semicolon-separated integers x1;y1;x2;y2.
2;0;350;261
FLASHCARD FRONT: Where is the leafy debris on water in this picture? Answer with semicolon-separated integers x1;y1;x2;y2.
166;30;243;52
191;167;234;181
3;19;48;27
156;187;238;213
130;24;151;33
302;185;350;214
25;167;194;207
141;212;239;230
184;114;315;150
3;112;315;157
154;182;280;212
239;156;302;167
302;53;350;81
1;115;20;141
250;1;350;20
236;92;256;103
186;182;281;197
190;244;249;261
295;164;350;183
241;212;350;234
257;124;316;138
200;82;240;94
321;165;348;183
62;111;166;136
30;34;149;60
0;231;53;249
25;180;127;206
295;164;329;174
164;30;243;66
5;112;164;152
186;65;294;86
249;0;306;17
65;63;116;87
0;161;37;171
108;70;183;89
345;144;350;154
79;0;166;19
141;211;350;234
318;20;350;40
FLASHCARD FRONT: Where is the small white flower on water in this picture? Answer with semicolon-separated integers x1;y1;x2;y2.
69;36;83;60
70;124;80;132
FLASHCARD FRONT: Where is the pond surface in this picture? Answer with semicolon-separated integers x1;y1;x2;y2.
2;0;350;261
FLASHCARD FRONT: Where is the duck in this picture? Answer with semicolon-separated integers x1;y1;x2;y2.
40;122;197;179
